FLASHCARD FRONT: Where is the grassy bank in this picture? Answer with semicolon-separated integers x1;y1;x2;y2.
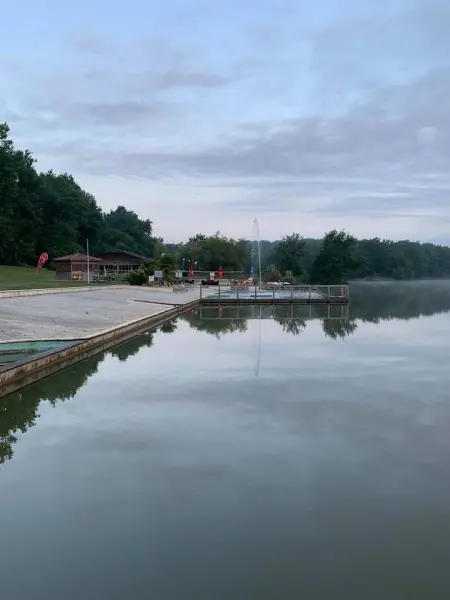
0;266;113;291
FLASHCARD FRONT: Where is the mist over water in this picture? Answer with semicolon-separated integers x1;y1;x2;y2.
2;282;450;599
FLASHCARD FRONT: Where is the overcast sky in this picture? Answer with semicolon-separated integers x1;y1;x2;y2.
2;0;450;242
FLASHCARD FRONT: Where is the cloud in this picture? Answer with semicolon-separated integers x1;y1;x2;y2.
2;29;236;139
2;0;450;240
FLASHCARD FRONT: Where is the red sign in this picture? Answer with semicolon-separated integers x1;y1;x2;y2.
36;252;48;275
217;266;223;279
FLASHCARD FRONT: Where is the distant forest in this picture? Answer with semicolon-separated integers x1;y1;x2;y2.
167;235;450;282
2;121;450;281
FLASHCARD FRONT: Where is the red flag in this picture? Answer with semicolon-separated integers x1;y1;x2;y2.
218;266;223;279
36;252;48;275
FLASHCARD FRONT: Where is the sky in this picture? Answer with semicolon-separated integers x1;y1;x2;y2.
1;0;450;243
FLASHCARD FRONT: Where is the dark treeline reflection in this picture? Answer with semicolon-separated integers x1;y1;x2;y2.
0;331;156;466
349;280;450;322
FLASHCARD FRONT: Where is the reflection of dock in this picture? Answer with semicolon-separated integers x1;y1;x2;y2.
200;284;349;304
197;303;349;321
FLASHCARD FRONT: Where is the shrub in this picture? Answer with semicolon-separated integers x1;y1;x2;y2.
126;269;147;286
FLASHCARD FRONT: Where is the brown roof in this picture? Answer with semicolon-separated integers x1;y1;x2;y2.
54;253;103;262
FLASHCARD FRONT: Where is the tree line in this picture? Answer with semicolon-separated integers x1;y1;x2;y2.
3;121;450;282
258;235;450;283
0;123;157;265
167;232;450;284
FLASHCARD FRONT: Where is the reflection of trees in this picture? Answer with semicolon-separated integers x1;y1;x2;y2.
350;281;450;322
5;282;449;467
274;318;307;336
322;319;358;339
0;392;40;465
0;352;105;466
109;331;154;362
182;309;248;339
159;320;178;334
0;330;157;467
187;282;450;342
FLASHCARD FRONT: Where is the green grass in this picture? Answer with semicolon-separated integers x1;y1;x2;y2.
0;266;118;291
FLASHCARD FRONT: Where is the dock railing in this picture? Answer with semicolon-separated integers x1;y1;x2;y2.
200;283;349;303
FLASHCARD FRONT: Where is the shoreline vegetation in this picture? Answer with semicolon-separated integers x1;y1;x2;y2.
3;121;450;287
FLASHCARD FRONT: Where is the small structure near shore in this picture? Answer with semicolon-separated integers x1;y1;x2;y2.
95;250;151;276
54;253;102;281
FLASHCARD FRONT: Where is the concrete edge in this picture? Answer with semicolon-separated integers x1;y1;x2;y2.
0;285;130;299
0;337;85;344
0;299;199;398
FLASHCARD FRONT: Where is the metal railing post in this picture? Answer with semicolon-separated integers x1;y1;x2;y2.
327;285;330;300
218;283;221;301
255;284;257;300
273;287;275;303
309;285;312;303
200;284;202;300
237;289;240;304
291;286;294;302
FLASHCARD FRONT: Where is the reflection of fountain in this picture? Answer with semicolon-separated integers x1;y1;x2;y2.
253;305;262;377
252;218;262;290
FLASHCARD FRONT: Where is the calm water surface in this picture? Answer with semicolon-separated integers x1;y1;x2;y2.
2;282;450;599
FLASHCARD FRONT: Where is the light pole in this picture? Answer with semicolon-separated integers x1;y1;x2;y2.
86;239;90;284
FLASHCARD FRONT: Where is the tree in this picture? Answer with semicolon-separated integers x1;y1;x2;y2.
181;233;248;272
96;206;156;257
262;264;282;282
309;230;358;284
158;254;177;282
272;233;306;276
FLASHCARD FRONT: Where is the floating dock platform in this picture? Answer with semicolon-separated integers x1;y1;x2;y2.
200;284;349;304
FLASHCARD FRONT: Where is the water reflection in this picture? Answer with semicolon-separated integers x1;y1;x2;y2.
2;281;450;468
184;304;349;339
0;332;153;466
350;280;450;321
186;280;450;338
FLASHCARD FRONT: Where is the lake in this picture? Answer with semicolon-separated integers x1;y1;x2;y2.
2;281;450;599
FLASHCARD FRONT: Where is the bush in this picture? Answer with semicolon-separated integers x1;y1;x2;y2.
126;269;147;286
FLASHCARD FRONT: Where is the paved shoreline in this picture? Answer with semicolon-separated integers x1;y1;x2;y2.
0;286;208;395
0;286;203;342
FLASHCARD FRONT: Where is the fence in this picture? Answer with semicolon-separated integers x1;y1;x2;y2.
200;283;349;303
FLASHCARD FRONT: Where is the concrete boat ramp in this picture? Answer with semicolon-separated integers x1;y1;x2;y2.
0;285;204;396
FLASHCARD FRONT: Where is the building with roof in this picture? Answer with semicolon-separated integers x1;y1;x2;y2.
94;250;151;275
54;253;103;281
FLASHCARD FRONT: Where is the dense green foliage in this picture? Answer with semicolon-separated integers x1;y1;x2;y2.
0;123;156;265
272;233;306;276
309;230;358;284
175;233;249;272
247;235;450;282
169;234;450;282
126;269;148;286
262;264;282;282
